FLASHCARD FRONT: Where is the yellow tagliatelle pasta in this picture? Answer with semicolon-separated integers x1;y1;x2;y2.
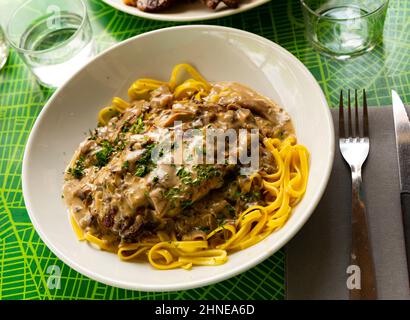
129;63;211;99
98;97;130;125
99;64;211;126
70;64;310;270
72;137;309;270
70;213;85;241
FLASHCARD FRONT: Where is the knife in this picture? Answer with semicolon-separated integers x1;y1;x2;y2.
392;90;410;287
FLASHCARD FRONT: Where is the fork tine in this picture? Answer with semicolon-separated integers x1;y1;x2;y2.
363;89;369;137
339;90;345;138
348;89;353;137
354;89;360;137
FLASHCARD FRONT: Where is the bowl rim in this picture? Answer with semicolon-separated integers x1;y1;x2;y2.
22;25;335;292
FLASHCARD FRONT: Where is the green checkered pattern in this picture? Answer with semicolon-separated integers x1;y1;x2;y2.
0;0;409;300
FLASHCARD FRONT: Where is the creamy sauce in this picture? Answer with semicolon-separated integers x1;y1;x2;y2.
63;82;294;245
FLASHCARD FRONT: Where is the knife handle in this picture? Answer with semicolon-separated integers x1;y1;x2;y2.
401;192;410;288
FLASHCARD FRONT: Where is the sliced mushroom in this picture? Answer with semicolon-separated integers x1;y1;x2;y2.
80;140;97;154
182;230;207;241
236;99;278;124
202;0;239;9
159;112;195;127
119;215;144;240
149;187;169;217
136;0;176;12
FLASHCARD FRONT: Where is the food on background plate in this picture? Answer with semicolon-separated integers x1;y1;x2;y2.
123;0;241;13
63;63;309;270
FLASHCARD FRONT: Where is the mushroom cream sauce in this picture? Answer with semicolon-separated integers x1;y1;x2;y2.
62;64;309;270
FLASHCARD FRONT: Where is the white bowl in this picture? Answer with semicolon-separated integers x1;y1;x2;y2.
22;25;334;292
101;0;270;22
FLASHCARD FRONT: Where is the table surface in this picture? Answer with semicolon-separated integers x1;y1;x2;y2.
0;0;409;300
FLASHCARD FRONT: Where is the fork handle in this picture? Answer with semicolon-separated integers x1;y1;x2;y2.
349;167;378;300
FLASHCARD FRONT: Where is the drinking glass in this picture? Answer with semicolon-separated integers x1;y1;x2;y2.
300;0;389;60
0;26;9;70
5;0;94;87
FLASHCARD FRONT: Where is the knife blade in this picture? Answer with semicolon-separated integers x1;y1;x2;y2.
392;89;410;288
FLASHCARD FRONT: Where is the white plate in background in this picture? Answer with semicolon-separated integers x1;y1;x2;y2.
101;0;270;21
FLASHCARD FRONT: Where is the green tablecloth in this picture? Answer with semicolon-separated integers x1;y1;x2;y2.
0;0;409;300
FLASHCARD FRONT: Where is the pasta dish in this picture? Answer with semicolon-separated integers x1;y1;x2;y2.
62;64;309;270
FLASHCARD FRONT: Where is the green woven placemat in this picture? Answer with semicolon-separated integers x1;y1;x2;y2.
0;0;409;300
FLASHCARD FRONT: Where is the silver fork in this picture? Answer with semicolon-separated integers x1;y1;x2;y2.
339;89;377;300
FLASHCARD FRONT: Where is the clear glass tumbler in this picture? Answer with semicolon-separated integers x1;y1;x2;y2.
300;0;389;60
5;0;94;87
0;25;9;70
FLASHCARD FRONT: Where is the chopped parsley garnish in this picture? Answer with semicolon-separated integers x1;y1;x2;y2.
122;160;129;170
122;116;145;134
198;226;210;233
225;204;236;216
95;140;114;167
277;130;286;140
134;143;156;177
164;187;180;199
176;167;193;184
121;121;130;133
130;116;145;134
135;165;148;177
114;135;126;151
192;165;221;185
164;187;184;210
88;129;97;140
176;165;221;185
181;200;193;209
152;176;159;183
117;142;126;151
68;156;85;179
217;218;226;227
240;191;261;202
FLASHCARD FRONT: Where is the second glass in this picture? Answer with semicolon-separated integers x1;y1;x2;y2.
6;0;94;88
301;0;389;60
